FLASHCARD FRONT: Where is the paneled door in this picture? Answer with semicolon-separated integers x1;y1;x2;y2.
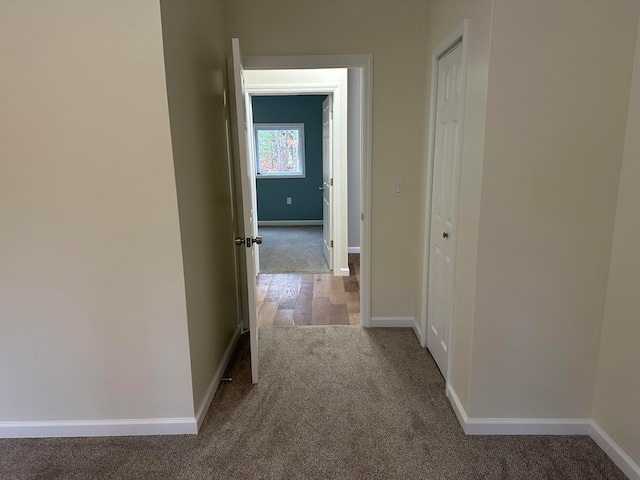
230;38;260;384
427;42;464;379
322;96;333;270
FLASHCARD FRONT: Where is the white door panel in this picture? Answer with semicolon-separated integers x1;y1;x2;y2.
230;38;259;384
322;97;333;270
427;43;464;379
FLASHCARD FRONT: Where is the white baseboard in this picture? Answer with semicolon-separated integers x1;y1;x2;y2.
411;318;422;343
258;220;322;226
0;325;244;439
447;384;640;477
446;383;470;430
0;417;197;438
370;316;415;327
590;420;640;480
337;267;350;277
348;247;360;254
194;325;242;430
370;316;420;340
446;384;590;435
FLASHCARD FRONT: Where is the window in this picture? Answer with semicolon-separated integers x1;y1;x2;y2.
254;124;305;178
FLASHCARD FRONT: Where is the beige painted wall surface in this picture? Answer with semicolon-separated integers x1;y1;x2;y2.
159;0;240;413
469;0;640;418
420;0;493;413
225;0;429;317
592;24;640;467
0;1;194;420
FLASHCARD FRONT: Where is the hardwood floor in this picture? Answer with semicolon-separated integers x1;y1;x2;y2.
257;254;360;326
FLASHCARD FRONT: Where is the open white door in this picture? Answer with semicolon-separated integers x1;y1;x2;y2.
322;96;333;270
427;42;464;379
245;98;260;275
230;38;260;384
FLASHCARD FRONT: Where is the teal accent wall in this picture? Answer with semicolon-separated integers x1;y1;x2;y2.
252;95;327;221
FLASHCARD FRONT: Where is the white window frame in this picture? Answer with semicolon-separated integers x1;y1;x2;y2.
253;123;306;179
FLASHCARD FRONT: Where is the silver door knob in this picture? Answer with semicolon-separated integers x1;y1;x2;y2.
319;187;324;191
235;236;262;247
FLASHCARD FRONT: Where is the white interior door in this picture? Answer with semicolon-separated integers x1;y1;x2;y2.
245;98;259;275
322;96;333;270
427;42;464;379
231;38;260;384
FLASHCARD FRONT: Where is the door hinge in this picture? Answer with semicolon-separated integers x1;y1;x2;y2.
331;240;334;248
330;178;333;186
330;110;333;120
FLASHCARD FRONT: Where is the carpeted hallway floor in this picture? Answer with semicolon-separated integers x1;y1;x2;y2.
0;327;625;479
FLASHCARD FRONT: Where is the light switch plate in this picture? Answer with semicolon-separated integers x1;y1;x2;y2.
393;181;403;197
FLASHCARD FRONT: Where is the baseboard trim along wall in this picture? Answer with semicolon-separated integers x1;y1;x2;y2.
258;220;322;226
194;325;242;430
446;384;590;435
446;384;640;479
0;417;198;438
0;325;244;439
370;317;420;341
590;420;640;480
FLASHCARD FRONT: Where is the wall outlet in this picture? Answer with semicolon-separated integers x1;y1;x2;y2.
286;197;292;205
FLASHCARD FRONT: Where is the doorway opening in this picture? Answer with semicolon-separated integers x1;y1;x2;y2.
244;68;362;327
227;43;372;382
251;94;331;275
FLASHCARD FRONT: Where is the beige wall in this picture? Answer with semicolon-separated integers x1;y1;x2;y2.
592;24;640;467
159;0;240;413
420;0;493;413
469;0;640;418
225;0;429;317
0;0;194;420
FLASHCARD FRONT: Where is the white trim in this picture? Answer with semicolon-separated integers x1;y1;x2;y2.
411;317;422;343
369;316;420;341
242;54;373;328
421;21;469;382
446;385;591;435
590;421;640;480
194;325;242;430
446;383;470;430
370;316;416;328
348;246;360;254
0;417;197;438
246;84;341;95
258;220;323;226
447;385;640;475
465;418;591;436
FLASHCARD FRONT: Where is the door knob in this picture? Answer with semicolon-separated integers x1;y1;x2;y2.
319;187;324;191
235;236;262;247
443;232;449;239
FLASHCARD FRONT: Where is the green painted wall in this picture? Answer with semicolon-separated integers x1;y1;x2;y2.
252;95;326;221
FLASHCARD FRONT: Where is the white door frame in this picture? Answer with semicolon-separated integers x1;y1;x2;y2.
243;55;373;328
421;21;469;385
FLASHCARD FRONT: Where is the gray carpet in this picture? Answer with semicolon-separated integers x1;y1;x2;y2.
258;226;330;274
0;327;626;480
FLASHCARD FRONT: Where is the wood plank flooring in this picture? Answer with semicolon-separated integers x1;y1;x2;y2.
257;254;360;326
